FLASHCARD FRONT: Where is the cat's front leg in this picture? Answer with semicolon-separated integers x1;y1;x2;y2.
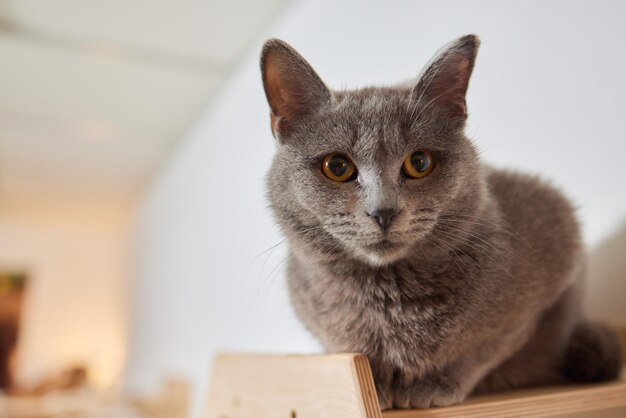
373;361;470;409
372;363;395;410
394;339;516;409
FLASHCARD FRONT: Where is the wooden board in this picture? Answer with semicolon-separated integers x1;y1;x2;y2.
205;325;626;417
205;353;382;418
382;376;626;418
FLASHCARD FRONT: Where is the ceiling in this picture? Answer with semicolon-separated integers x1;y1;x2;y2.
0;0;288;211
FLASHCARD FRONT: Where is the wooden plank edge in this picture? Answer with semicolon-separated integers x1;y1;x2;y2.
353;354;383;418
382;378;626;418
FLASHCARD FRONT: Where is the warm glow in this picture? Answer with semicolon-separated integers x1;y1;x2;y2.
0;203;130;391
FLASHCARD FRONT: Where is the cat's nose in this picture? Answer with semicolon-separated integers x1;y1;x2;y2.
367;208;400;230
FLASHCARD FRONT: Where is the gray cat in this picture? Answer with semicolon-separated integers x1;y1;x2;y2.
260;35;623;409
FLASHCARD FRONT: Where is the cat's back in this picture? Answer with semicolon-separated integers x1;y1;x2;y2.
485;166;583;284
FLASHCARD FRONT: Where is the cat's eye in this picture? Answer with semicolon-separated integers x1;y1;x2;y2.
322;153;357;182
402;150;435;179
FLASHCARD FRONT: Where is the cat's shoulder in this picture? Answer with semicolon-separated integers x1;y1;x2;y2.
484;166;581;248
484;166;574;211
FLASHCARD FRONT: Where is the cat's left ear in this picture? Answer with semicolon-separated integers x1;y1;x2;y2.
411;35;480;119
261;39;332;139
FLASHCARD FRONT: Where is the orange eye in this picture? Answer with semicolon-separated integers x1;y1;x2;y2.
402;150;434;179
322;153;357;182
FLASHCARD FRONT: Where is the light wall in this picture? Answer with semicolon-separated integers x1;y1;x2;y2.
0;201;129;388
126;0;626;415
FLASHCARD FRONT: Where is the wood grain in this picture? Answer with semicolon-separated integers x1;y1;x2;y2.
205;353;382;418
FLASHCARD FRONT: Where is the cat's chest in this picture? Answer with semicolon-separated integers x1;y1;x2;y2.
299;262;465;353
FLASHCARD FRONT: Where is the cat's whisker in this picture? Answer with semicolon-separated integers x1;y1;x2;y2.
413;208;437;213
406;221;438;233
442;213;523;239
257;239;284;287
423;235;468;275
258;254;291;297
438;220;535;266
294;225;326;234
408;217;438;225
434;227;515;279
328;212;354;219
440;211;531;247
325;221;354;228
437;217;522;251
309;235;347;256
431;230;481;269
238;238;288;289
242;236;288;262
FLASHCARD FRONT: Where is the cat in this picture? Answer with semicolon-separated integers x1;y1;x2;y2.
260;35;623;409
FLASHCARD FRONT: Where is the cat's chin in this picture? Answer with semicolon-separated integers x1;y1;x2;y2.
353;242;410;266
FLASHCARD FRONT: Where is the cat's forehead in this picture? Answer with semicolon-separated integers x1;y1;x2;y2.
326;87;415;159
334;87;409;118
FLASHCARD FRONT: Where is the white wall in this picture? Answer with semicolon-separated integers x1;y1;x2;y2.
0;201;129;388
126;0;626;414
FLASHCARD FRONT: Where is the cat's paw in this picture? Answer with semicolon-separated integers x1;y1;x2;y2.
427;383;467;407
376;386;394;410
397;377;467;409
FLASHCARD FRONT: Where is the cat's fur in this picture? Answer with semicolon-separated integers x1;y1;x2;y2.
260;35;623;409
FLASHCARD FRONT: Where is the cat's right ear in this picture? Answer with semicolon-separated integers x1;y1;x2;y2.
260;39;331;140
411;35;480;120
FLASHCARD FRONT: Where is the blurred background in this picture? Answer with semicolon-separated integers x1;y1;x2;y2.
0;0;625;417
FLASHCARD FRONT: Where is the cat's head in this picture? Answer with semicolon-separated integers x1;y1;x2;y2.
261;36;484;266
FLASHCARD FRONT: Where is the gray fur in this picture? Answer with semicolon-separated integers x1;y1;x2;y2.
260;35;623;409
